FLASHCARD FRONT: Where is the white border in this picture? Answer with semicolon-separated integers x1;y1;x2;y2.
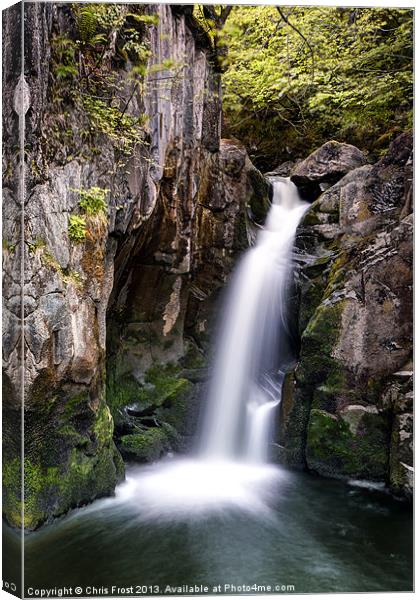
0;1;415;600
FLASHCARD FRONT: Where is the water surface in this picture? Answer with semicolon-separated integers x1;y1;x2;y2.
4;461;413;595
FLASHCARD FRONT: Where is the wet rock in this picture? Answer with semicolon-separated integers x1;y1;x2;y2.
306;407;389;480
265;159;301;178
382;368;413;497
291;140;367;200
119;428;172;463
108;360;196;459
180;368;209;383
247;162;271;225
279;133;413;495
390;413;413;497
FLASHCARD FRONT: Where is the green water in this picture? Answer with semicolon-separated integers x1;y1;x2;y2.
3;464;413;596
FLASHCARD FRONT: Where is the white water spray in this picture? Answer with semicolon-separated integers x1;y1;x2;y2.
108;178;308;518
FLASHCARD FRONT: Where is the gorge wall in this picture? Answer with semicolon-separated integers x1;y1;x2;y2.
278;135;413;497
2;3;269;529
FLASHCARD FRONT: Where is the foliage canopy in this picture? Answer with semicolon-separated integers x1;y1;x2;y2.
216;6;413;169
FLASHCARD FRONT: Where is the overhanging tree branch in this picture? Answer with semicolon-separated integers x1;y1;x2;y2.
276;8;315;80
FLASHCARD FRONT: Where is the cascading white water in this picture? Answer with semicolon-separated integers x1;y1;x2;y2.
200;178;309;463
107;178;308;518
244;379;283;463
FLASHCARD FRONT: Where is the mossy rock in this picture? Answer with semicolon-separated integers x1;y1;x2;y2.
247;167;271;225
108;361;194;462
119;427;172;463
107;363;192;418
276;374;312;468
181;340;207;370
279;283;347;470
4;444;123;530
2;457;22;529
389;412;413;497
298;273;326;335
302;210;324;227
106;375;143;425
134;365;193;427
297;300;345;386
306;409;352;468
3;396;124;530
298;294;389;482
306;408;389;481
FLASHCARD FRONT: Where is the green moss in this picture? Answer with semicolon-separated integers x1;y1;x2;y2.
306;408;388;480
299;296;388;481
304;301;341;343
107;361;194;462
311;364;347;413
247;168;270;224
93;401;114;444
146;368;190;404
356;410;390;477
37;246;83;289
63;390;89;416
17;443;121;530
107;374;142;421
119;428;170;462
323;251;349;298
107;362;192;417
297;300;345;386
282;257;348;470
2;239;16;254
3;391;124;530
182;342;207;370
298;251;346;336
23;459;61;529
2;457;22;529
27;237;46;255
40;249;62;272
307;409;352;466
298;273;325;335
302;210;323;227
155;382;193;431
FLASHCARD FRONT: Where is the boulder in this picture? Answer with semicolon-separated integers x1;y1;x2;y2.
291;140;367;199
265;159;301;178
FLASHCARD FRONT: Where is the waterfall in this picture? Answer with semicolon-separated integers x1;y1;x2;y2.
200;178;309;462
110;178;308;518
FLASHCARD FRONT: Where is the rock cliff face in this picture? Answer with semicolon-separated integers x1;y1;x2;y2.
107;134;268;460
278;134;413;497
2;3;269;529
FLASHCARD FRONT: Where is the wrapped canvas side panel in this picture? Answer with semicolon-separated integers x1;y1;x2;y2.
3;1;24;598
